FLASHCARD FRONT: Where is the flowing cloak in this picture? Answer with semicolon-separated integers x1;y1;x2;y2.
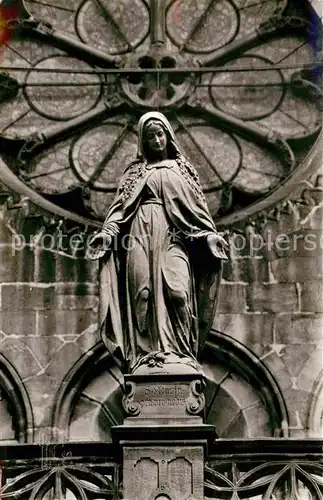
99;160;222;369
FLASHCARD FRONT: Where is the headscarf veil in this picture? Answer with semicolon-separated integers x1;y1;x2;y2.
118;112;205;203
137;111;181;159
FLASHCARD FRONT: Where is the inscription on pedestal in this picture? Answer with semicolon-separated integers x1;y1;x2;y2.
137;383;189;419
142;385;186;407
123;375;205;424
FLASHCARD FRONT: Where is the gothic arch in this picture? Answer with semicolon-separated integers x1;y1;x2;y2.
307;370;323;437
0;353;34;443
51;342;109;441
202;330;289;437
52;333;288;441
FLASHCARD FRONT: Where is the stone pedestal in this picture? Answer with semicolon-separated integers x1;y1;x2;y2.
112;357;216;500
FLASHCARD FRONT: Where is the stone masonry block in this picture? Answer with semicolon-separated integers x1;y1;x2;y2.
246;283;299;313
54;294;99;311
299;282;323;313
243;403;271;438
43;341;84;380
22;336;64;369
299;204;323;230
272;229;322;259
22;342;86;426
260;350;293;391
0;245;34;282
55;282;99;297
1;284;55;310
263;213;301;239
55;255;98;283
217;283;247;314
296;347;323;392
24;344;84;427
38;309;98;336
0;211;16;244
35;248;56;283
275;313;323;344
270;257;323;282
0;310;37;336
23;373;62;427
229;232;263;259
283;388;311;429
222;257;269;283
0;338;43;380
278;344;317;379
74;324;99;352
69;396;102;441
221;413;249;438
207;388;242;437
213;313;274;345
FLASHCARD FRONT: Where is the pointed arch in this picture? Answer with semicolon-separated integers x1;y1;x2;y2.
52;334;288;441
307;370;323;437
51;342;114;440
0;353;34;443
203;330;289;436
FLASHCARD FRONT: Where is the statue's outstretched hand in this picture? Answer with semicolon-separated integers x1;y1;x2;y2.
206;233;229;260
86;232;112;260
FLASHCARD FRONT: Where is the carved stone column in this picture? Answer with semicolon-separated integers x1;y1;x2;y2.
112;356;215;500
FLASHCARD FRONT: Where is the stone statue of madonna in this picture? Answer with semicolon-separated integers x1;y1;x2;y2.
88;112;228;373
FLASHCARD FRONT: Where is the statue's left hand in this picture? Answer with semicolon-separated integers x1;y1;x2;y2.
206;233;229;260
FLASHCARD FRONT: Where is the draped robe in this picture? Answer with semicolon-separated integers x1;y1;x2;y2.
99;159;222;371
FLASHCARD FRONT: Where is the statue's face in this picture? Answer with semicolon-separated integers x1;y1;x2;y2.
145;122;167;155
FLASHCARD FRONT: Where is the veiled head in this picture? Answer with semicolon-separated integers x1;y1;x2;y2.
145;121;168;156
137;111;181;160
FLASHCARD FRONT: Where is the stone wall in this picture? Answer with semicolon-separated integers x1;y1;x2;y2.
0;178;322;441
0;209;100;442
216;179;323;437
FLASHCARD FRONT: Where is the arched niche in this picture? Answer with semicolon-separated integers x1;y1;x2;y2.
0;353;34;443
53;332;288;441
307;370;323;438
202;330;289;437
